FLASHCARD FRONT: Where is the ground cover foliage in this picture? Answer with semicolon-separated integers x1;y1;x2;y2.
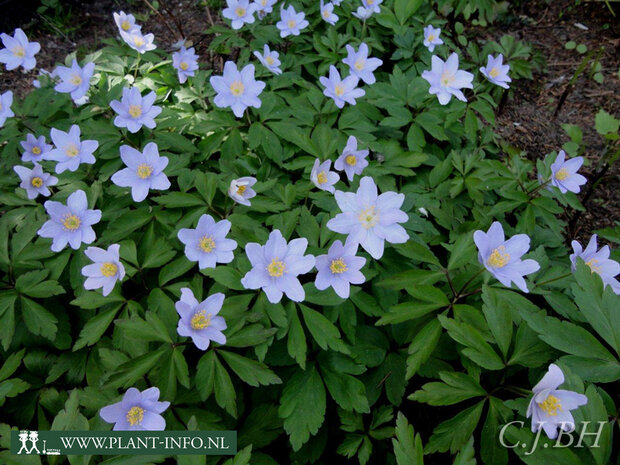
0;0;619;464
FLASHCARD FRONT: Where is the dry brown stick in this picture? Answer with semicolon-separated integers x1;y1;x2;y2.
142;0;179;40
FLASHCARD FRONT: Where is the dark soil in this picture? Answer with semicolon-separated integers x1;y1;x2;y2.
1;0;618;238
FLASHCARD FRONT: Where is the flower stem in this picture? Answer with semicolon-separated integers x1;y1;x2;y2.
133;52;142;79
534;272;572;288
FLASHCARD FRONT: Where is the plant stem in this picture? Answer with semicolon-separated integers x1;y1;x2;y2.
133;52;141;79
534;272;572;288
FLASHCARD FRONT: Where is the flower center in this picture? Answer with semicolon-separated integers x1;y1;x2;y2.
330;258;348;274
12;46;25;58
100;262;118;277
489;67;499;78
31;176;43;188
354;60;364;71
235;6;246;16
334;84;345;97
230;81;245;96
555;168;570;181
133;36;145;47
267;258;285;277
317;171;328;184
427;34;435;42
136;163;153;179
287;19;296;28
323;9;330;18
32;146;42;155
70;74;82;85
65;144;79;157
487;246;510;268
62;214;81;231
191;309;212;330
199;236;215;253
440;71;454;86
585;258;601;273
358;206;378;229
367;0;374;4
236;185;246;195
266;56;275;65
121;20;131;31
538;394;562;416
180;61;189;70
128;104;143;118
261;0;267;4
345;154;357;166
126;406;144;426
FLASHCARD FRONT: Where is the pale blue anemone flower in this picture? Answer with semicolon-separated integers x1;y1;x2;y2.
110;87;162;133
422;53;474;105
473;221;540;293
352;6;374;19
0;28;40;71
100;387;169;431
228;176;257;205
113;11;141;34
480;54;511;89
81;244;125;296
119;29;156;54
423;25;443;52
549;150;587;194
570;234;620;295
177;214;238;269
0;90;14;127
361;0;382;13
526;364;588;440
320;1;338;25
111;143;170;202
311;159;339;193
54;59;95;102
20;133;53;163
37;189;102;251
223;0;257;29
276;5;309;37
343;43;382;85
315;240;366;298
176;288;227;350
172;46;199;83
334;136;369;181
14;164;57;199
47;125;98;173
241;229;316;303
210;62;265;118
253;0;277;18
253;44;282;75
320;66;365;109
327;177;409;259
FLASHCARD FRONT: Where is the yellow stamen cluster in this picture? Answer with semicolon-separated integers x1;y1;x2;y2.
128;105;143;118
121;20;131;31
487;245;510;268
70;74;82;85
555;168;570;181
32;146;42;155
427;34;435;42
191;310;212;330
354;60;364;71
322;9;330;18
317;171;328;184
266;56;275;65
100;262;118;277
230;81;244;96
236;185;247;195
65;144;79;157
440;71;454;87
199;236;216;253
235;6;246;16
267;258;285;277
334;84;345;97
136;163;153;179
126;406;144;426
358;206;378;229
585;258;601;273
31;177;43;188
538;395;562;416
287;19;296;29
180;61;189;70
345;155;357;166
13;46;25;58
489;67;499;78
330;258;348;274
133;36;145;47
62;214;81;231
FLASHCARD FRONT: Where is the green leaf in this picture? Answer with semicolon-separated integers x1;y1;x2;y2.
73;305;122;350
426;401;485;454
447;233;476;270
0;349;25;382
453;436;476;465
377;301;445;325
202;266;245;291
159;256;196;286
195;351;216;401
394;0;422;24
278;365;326;451
115;314;172;343
299;304;349;353
219;350;282;387
287;303;307;369
105;346;168;388
213;354;237;417
410;371;486;406
319;358;369;413
20;296;58;341
481;285;513;357
407;318;442;379
392;412;424;465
